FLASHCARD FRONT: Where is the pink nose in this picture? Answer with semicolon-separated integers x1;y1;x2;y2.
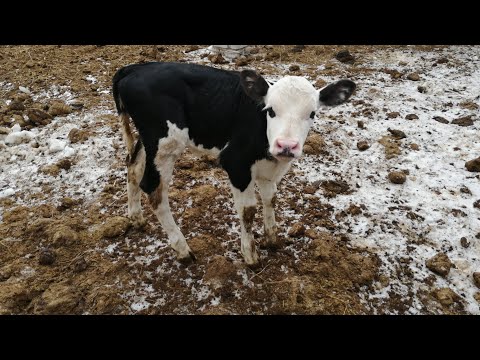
275;139;299;152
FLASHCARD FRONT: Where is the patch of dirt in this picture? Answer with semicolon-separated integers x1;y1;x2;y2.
433;116;449;124
378;136;401;159
68;128;91;143
320;180;352;198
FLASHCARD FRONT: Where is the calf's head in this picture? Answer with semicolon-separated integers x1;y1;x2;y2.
240;70;356;161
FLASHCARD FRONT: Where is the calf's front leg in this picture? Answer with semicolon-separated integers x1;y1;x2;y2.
256;179;281;249
230;181;259;267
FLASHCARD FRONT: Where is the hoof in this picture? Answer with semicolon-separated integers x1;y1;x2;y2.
178;250;196;266
261;230;283;251
261;240;283;251
246;260;262;271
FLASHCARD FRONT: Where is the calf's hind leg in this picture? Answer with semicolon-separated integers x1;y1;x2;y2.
147;127;195;263
126;140;147;228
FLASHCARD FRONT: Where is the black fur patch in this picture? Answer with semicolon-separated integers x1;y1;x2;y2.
128;138;143;165
319;79;356;106
113;62;272;193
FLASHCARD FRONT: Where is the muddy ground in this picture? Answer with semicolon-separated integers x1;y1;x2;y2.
0;45;478;314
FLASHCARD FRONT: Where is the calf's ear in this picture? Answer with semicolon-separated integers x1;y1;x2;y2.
240;70;269;102
319;79;356;106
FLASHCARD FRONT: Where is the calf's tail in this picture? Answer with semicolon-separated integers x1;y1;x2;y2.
112;67;135;157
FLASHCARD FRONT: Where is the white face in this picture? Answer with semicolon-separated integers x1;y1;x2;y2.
263;76;319;161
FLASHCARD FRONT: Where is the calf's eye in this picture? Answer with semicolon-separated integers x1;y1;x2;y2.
267;108;276;118
310;111;316;119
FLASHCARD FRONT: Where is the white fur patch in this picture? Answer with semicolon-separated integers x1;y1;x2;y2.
154;121;189;162
252;158;292;184
263;76;319;157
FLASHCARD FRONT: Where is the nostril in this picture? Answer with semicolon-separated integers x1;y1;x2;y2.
276;139;299;152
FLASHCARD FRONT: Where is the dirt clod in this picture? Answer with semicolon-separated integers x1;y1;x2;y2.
335;50;355;64
27;109;52;126
100;216;131;238
357;140;370;151
387;112;400;119
208;53;228;64
465;157;480;172
460;237;470;248
288;223;306;237
405;114;418;120
407;73;420;81
235;57;249;67
303;133;325;155
38;248;56;265
433;116;449;124
57;197;77;211
432;288;461;307
40;164;60;177
188;235;220;256
48;101;72;116
315;79;327;88
473;273;480;289
291;45;305;53
465;158;480;172
51;225;79;247
474;293;480;303
346;203;363;216
459;101;478;110
452;116;474;127
264;52;280;61
289;64;300;72
387;128;406;139
56;158;72;171
68;128;90;143
426;253;453;277
204;255;237;289
8;101;25;111
34;282;82;314
321;180;351;197
388;171;406;184
436;57;449;64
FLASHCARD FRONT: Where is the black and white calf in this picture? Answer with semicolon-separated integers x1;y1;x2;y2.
112;62;355;267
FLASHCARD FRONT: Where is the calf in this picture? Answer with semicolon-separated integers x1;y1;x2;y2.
112;62;355;267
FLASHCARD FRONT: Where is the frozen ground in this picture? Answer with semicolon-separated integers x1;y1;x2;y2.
0;45;479;314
